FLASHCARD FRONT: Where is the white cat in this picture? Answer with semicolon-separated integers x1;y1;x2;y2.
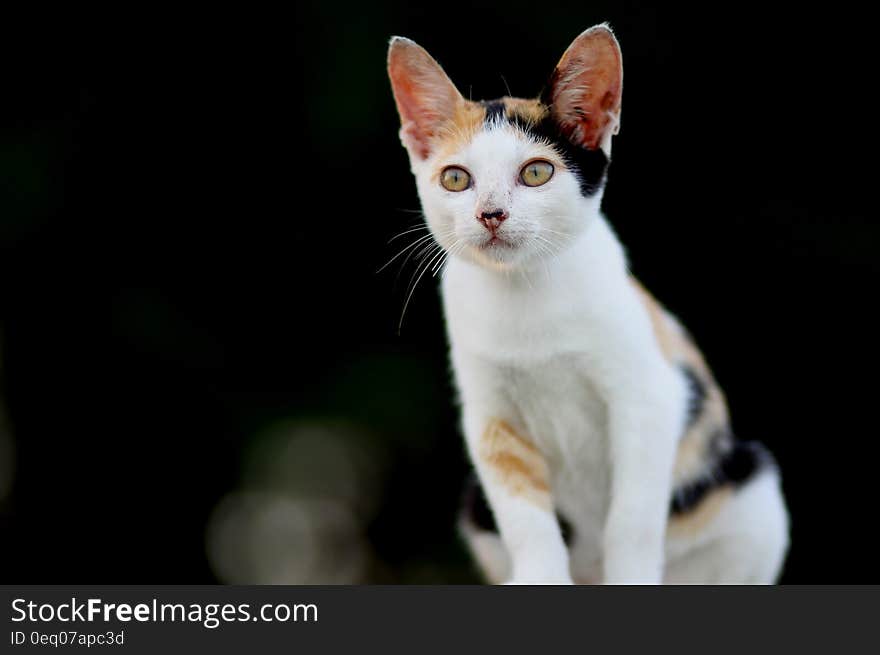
387;24;789;584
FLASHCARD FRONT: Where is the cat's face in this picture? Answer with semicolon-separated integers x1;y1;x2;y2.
388;25;623;271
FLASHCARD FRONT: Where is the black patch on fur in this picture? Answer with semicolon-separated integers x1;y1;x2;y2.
556;513;574;546
720;441;777;482
481;100;506;125
669;437;777;515
476;98;609;197
681;365;707;428
462;473;497;533
461;473;574;546
509;113;609;196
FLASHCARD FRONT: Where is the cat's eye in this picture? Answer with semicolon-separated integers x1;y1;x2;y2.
440;166;471;192
520;160;554;187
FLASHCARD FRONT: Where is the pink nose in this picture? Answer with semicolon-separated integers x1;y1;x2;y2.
477;209;508;232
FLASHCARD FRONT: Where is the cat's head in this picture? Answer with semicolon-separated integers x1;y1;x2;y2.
388;25;622;271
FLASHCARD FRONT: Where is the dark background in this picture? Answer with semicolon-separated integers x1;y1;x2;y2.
1;3;876;583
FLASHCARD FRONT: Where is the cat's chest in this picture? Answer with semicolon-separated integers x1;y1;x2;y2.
502;356;610;473
443;266;616;486
496;356;612;534
442;276;605;365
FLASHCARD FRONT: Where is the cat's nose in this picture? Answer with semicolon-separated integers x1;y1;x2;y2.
477;209;508;231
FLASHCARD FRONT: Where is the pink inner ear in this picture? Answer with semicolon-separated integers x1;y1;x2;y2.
388;41;461;160
389;71;441;159
550;29;622;150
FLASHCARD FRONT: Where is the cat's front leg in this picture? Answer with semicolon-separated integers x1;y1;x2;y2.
601;367;683;584
463;410;572;585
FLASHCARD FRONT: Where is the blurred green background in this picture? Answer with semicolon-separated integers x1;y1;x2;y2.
1;3;877;583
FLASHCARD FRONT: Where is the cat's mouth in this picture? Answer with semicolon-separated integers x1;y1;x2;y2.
479;235;512;250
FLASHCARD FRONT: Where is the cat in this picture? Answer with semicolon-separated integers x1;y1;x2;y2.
387;24;789;584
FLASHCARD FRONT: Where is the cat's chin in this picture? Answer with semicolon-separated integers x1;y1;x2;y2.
478;235;514;252
463;241;536;272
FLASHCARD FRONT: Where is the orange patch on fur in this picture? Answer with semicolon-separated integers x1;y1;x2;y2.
431;97;550;163
630;278;677;361
479;419;551;511
504;97;549;125
673;431;706;481
629;276;734;486
630;276;718;376
431;100;486;160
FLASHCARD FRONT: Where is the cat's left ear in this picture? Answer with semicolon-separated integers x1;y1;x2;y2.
545;24;623;154
388;36;464;160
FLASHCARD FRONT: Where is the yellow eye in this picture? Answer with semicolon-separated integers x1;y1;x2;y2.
520;160;554;187
440;166;471;192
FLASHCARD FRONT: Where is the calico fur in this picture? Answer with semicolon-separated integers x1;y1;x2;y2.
388;25;789;584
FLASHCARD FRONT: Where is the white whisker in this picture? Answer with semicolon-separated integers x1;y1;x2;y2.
399;242;445;332
376;232;436;274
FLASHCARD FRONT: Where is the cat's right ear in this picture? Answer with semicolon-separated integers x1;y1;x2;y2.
388;37;463;160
